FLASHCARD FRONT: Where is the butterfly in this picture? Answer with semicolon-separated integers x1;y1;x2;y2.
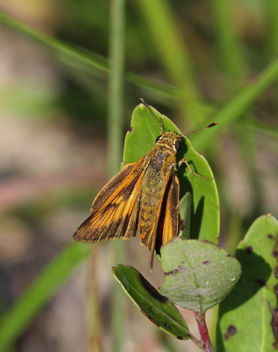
73;99;218;268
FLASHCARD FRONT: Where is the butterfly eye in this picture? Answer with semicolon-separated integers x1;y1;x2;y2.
175;141;181;151
156;135;162;143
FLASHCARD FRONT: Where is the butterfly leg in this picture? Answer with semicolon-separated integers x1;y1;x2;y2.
178;158;215;180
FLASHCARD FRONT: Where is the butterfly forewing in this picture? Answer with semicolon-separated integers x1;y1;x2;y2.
74;157;146;243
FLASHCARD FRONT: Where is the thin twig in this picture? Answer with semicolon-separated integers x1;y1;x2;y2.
193;311;214;352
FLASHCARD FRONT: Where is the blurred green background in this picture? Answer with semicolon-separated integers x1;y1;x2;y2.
0;0;278;351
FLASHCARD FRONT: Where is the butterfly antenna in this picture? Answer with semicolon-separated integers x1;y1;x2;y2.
181;122;219;137
140;98;163;134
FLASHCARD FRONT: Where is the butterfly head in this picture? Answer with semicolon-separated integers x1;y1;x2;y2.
155;131;182;152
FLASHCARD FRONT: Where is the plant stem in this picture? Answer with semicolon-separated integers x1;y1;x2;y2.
209;0;245;89
108;0;126;351
193;311;214;352
139;0;204;126
87;248;102;352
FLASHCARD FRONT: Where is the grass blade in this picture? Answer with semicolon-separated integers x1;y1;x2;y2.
0;11;179;100
265;0;278;56
191;58;278;149
138;0;203;125
209;0;245;87
242;116;278;138
107;0;126;351
0;242;91;352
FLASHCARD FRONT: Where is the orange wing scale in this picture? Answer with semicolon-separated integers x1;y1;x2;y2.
74;157;146;243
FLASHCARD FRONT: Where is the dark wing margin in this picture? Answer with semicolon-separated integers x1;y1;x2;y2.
73;157;146;243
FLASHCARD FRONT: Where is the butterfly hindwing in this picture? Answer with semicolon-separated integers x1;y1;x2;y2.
155;174;179;254
138;168;177;268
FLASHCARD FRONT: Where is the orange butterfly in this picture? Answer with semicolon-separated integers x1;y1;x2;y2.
74;100;218;268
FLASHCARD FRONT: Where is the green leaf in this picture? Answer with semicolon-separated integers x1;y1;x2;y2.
123;103;220;243
159;238;241;312
112;264;191;341
216;214;278;352
178;192;192;239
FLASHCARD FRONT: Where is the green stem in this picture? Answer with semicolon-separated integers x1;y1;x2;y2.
138;0;203;125
108;0;125;175
265;0;278;56
209;0;245;88
87;249;102;352
107;1;126;351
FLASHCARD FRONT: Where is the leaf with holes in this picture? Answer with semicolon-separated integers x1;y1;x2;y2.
216;214;278;352
159;237;241;312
